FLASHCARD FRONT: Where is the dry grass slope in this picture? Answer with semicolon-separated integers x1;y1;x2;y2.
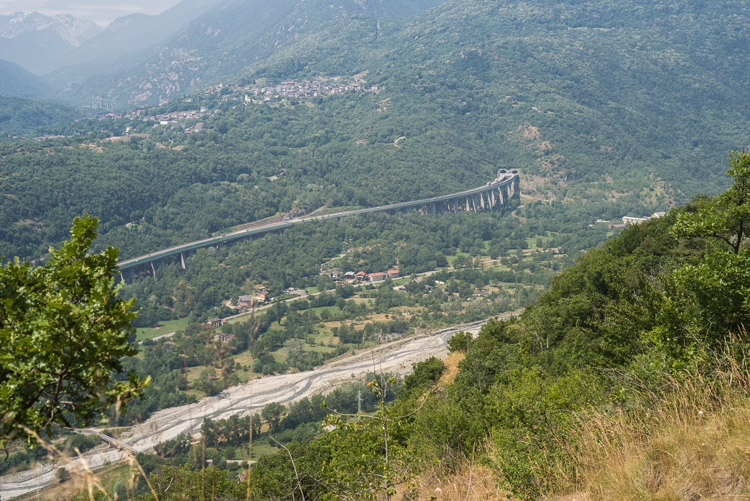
546;355;750;500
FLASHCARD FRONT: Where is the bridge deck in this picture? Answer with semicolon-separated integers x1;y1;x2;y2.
118;173;519;271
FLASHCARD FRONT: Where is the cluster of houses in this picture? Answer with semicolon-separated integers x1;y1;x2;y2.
331;268;400;283
58;75;378;142
206;267;400;339
147;108;219;130
32;134;67;141
90;107;218;133
242;77;368;104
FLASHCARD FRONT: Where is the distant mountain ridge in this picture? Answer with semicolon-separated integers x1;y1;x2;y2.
0;58;50;97
0;12;100;46
46;0;224;85
0;12;101;75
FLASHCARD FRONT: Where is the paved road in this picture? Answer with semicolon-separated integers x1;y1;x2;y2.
0;317;517;499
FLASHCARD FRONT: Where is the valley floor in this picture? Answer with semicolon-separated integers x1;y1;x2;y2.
0;316;517;499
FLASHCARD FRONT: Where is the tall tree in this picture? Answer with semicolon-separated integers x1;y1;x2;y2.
0;215;148;445
664;151;750;352
674;150;750;254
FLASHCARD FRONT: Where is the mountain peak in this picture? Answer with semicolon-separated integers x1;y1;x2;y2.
0;11;101;47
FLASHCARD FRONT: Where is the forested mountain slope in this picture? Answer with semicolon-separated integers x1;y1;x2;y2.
247;0;749;194
0;58;50;98
57;0;446;107
240;154;750;499
1;0;748;262
0;96;86;137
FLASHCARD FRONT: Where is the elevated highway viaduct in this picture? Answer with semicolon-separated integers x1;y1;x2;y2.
117;171;520;279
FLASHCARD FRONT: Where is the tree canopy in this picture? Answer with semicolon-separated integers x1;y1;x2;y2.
0;215;148;445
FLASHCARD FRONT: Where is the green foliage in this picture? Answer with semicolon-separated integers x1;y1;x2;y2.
400;357;444;400
0;96;87;137
447;330;472;353
674;151;750;255
55;466;70;484
261;402;285;432
651;151;750;364
0;216;148;445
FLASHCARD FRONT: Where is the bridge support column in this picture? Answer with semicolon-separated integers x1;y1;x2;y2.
151;261;156;278
480;192;486;210
181;252;186;270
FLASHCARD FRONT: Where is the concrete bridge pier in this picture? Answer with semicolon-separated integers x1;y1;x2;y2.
181;252;186;270
150;261;157;278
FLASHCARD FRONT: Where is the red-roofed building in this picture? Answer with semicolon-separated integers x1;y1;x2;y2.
369;272;385;282
387;269;400;279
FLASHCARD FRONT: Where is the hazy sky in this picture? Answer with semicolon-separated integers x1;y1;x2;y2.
0;1;183;26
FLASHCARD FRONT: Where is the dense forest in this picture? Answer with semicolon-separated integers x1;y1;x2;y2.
0;97;87;138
